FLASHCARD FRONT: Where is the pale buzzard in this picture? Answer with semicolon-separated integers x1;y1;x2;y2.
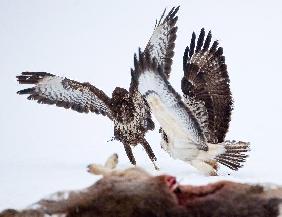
132;29;250;175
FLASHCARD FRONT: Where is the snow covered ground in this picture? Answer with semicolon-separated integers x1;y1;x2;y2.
1;0;282;210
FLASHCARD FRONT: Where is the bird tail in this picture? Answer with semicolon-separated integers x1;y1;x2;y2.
216;140;250;171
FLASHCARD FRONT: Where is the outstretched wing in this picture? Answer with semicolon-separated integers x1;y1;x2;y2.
131;49;207;151
182;29;233;144
17;72;113;119
127;6;179;138
145;6;179;78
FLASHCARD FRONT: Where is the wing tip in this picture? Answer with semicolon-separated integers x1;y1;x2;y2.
156;6;180;27
186;28;227;60
17;87;35;95
16;72;53;84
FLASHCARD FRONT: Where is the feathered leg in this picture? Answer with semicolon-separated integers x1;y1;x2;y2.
141;139;159;170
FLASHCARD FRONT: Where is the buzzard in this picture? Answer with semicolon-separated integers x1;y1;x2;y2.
16;7;179;170
132;29;250;175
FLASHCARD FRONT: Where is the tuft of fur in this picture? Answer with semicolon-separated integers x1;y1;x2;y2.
216;140;250;170
0;154;281;217
88;153;119;176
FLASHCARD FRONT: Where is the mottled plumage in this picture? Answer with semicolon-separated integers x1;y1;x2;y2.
145;6;179;78
16;7;180;169
17;72;157;168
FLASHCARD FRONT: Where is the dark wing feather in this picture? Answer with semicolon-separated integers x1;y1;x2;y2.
145;6;179;78
17;72;113;119
182;29;233;143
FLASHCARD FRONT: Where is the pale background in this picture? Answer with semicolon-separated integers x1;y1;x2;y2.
0;0;282;209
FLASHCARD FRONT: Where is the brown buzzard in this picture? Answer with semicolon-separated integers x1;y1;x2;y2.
16;7;179;170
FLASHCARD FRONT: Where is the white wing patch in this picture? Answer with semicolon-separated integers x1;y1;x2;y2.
147;24;170;65
138;70;205;147
37;76;110;114
17;72;113;117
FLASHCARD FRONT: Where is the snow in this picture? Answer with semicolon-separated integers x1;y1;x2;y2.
1;0;282;211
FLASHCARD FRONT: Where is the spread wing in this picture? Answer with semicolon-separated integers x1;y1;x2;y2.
145;6;179;78
182;29;233;144
127;6;179;137
17;72;113;119
131;49;207;151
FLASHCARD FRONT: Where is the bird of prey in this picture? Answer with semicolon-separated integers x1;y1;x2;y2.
16;7;179;170
132;29;250;175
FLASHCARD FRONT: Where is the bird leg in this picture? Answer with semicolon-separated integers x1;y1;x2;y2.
141;139;159;170
123;143;136;166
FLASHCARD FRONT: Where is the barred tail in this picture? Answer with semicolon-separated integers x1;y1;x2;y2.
216;140;250;171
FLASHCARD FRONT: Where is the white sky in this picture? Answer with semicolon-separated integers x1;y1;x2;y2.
0;0;282;209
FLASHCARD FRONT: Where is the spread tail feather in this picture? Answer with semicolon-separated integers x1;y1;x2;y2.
216;140;250;171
